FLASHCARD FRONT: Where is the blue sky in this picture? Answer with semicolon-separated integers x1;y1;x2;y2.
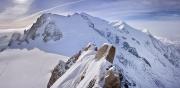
0;0;180;21
0;0;180;41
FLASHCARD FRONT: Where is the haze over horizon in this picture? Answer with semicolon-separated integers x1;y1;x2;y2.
0;0;180;42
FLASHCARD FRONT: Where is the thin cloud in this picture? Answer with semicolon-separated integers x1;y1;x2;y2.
0;0;34;21
1;0;180;29
16;0;85;22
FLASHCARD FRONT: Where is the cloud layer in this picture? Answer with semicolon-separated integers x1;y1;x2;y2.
0;0;35;22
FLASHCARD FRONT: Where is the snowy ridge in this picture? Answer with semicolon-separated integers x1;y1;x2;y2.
47;43;97;88
8;13;180;88
51;43;120;88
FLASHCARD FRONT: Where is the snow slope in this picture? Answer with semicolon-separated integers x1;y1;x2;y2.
51;43;119;88
9;13;108;56
0;48;68;88
8;13;180;88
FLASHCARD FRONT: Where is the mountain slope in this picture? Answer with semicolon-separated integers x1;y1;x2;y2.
8;13;180;88
51;43;118;88
9;13;108;56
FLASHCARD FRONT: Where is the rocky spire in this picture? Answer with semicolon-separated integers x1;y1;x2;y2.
95;43;116;63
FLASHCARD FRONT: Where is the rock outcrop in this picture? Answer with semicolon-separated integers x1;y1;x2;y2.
47;61;66;88
47;43;97;88
95;44;116;63
104;69;120;88
48;43;122;88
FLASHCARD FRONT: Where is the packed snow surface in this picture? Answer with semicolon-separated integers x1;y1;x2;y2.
0;48;68;88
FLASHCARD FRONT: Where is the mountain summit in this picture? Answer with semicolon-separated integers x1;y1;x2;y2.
9;13;180;88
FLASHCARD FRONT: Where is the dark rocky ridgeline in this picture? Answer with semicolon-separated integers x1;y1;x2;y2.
104;69;120;88
47;43;97;88
8;32;21;46
47;43;135;88
47;60;66;88
8;13;63;48
101;45;120;88
95;44;116;63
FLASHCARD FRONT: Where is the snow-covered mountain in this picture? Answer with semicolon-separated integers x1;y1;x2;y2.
0;32;12;51
51;43;119;88
8;13;180;88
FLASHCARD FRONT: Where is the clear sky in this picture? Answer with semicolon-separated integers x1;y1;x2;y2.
0;0;180;42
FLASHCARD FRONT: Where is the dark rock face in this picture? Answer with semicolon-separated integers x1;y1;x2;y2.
123;42;140;58
47;43;97;88
104;70;120;88
42;22;63;42
122;42;151;67
87;78;96;88
106;45;116;63
47;43;135;88
8;13;63;47
142;58;151;67
95;44;108;60
8;32;21;46
47;61;66;88
47;51;82;88
95;44;116;63
24;14;48;41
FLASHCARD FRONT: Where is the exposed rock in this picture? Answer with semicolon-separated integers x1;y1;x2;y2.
142;58;151;67
8;32;21;46
87;78;96;88
95;44;116;63
106;45;116;63
104;68;120;88
95;44;108;60
47;61;66;88
47;43;97;88
42;21;63;42
122;42;140;58
48;43;120;88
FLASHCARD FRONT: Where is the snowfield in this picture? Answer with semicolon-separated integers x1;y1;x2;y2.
0;48;68;88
